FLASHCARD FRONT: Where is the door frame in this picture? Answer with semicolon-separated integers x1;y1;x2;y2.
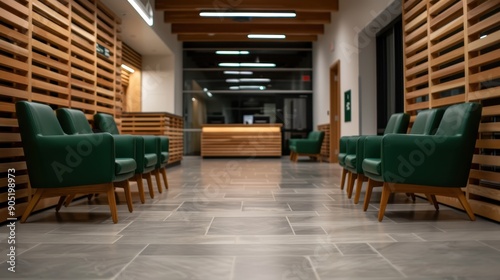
329;61;341;163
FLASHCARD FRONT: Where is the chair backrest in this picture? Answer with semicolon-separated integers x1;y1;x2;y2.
410;108;445;135
308;131;324;141
94;113;120;134
15;101;66;186
435;103;482;137
384;113;410;134
57;108;93;134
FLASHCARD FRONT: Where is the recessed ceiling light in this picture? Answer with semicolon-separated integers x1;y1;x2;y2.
224;71;254;75
248;34;286;39
219;63;276;67
200;11;296;18
216;51;250;55
127;0;153;26
239;78;271;82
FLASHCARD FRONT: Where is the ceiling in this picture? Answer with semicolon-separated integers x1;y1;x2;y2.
156;0;339;42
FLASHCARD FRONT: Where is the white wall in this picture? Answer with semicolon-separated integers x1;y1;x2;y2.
313;0;401;136
141;7;183;115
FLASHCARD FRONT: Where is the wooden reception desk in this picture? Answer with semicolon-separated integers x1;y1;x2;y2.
201;124;282;157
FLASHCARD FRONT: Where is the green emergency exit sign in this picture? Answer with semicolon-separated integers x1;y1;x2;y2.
344;90;351;122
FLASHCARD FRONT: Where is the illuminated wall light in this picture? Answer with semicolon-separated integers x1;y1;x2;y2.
480;34;488;39
248;34;286;39
224;71;254;75
203;88;208;92
216;51;250;55
206;92;213;97
219;63;276;67
192;97;196;101
200;11;296;18
121;64;135;73
127;0;153;26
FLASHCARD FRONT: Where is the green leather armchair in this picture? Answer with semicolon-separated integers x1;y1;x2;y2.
16;101;136;223
362;103;482;221
56;108;157;209
94;113;169;195
359;108;445;209
289;131;325;162
343;113;410;199
338;136;352;190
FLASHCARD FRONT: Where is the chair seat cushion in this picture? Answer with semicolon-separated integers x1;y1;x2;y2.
115;158;137;175
344;155;356;169
160;152;169;164
144;153;158;168
362;158;381;175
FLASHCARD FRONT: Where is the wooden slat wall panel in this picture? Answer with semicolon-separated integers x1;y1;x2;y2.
121;113;184;164
317;123;330;162
402;0;500;222
121;43;141;88
0;0;123;222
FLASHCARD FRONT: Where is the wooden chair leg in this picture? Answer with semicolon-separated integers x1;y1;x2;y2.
87;194;95;201
55;196;66;212
154;169;163;193
145;173;155;199
425;194;439;210
116;180;134;213
363;179;375;211
406;193;416;202
455;189;475;221
64;194;75;207
378;183;391;222
161;168;168;190
353;174;365;204
106;183;119;224
134;174;146;204
20;189;44;223
347;172;357;199
340;168;348;190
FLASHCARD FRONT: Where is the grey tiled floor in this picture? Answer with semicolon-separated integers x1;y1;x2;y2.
1;156;500;279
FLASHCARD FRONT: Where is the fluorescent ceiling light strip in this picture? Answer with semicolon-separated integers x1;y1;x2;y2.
248;34;286;39
239;78;270;82
239;85;266;90
121;64;135;73
200;12;296;18
127;0;153;26
226;79;240;83
216;51;250;55
224;71;253;75
219;63;276;67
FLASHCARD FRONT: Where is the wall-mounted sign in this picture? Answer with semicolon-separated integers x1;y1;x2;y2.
344;90;351;122
96;43;110;58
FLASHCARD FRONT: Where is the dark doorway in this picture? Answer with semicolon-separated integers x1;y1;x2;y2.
376;15;404;134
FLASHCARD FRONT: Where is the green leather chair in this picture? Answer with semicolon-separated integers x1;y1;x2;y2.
289;131;325;162
343;113;410;199
359;108;445;209
16;101;136;223
338;136;353;190
56;108;158;207
362;103;482;221
94;113;169;196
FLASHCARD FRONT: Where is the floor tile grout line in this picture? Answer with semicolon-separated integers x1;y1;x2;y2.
476;240;500;252
411;233;426;242
286;216;296;235
305;255;322;280
111;244;149;280
229;256;236;280
204;217;215;236
367;243;409;278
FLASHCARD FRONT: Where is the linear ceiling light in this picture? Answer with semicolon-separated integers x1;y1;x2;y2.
229;86;266;90
219;62;276;67
224;71;253;75
248;34;286;39
121;64;135;73
127;0;153;26
216;51;250;55
226;78;271;83
200;11;296;18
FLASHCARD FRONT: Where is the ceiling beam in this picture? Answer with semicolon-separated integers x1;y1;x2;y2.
177;34;317;42
172;24;324;35
156;0;338;12
164;11;331;24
